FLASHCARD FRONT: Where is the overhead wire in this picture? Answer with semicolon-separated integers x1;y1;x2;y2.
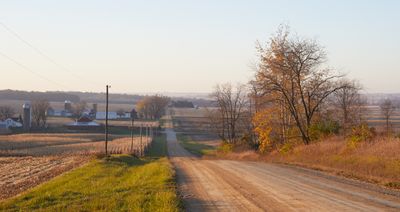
0;21;104;87
0;50;70;89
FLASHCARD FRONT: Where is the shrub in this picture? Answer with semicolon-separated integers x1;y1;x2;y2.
218;142;234;154
309;120;340;141
348;124;375;148
279;142;294;155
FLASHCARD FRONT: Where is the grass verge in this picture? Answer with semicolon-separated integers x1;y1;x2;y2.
0;135;180;212
176;134;216;156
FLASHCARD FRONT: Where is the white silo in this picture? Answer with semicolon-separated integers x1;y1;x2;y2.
23;102;31;131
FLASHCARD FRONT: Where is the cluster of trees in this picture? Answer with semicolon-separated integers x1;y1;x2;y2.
210;25;367;152
32;100;50;128
171;100;194;108
0;106;15;120
0;89;80;102
136;95;170;120
380;99;397;137
252;26;367;151
209;84;251;144
72;101;88;118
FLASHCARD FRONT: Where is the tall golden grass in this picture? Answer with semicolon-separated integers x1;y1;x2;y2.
268;137;400;188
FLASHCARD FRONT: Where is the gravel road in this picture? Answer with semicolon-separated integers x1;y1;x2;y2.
166;126;400;211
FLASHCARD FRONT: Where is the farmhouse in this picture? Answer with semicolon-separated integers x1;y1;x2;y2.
0;117;23;129
96;111;118;120
65;115;102;130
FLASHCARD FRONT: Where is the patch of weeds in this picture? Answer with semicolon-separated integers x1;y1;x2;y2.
385;182;400;189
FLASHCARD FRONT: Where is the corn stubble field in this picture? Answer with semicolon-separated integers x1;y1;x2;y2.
0;133;150;200
364;106;400;133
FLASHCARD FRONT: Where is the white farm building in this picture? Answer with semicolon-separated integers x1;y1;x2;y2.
95;112;118;120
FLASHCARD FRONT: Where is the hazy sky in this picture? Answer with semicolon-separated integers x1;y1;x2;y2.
0;0;399;94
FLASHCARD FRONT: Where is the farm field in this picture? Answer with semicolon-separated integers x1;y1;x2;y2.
0;135;180;211
169;107;211;117
170;107;216;135
0;133;150;156
0;155;89;200
0;133;151;200
363;106;400;133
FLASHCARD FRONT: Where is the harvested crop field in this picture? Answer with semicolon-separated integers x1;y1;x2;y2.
0;155;90;200
0;133;151;200
0;133;150;156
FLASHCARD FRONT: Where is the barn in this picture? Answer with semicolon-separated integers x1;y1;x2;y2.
65;115;102;130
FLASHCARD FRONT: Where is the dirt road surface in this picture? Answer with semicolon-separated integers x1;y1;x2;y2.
165;121;400;211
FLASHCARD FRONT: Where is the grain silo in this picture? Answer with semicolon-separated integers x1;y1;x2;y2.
64;100;72;112
23;102;31;131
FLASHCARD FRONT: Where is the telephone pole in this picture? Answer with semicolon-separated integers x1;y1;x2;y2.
140;124;143;156
105;85;111;156
130;117;134;153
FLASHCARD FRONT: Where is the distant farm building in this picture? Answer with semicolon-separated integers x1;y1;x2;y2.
96;112;118;120
65;115;102;130
0;118;23;129
47;109;73;117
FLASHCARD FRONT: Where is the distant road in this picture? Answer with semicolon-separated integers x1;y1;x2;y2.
164;117;400;211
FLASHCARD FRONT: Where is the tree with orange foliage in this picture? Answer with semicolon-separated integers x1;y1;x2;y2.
254;25;346;145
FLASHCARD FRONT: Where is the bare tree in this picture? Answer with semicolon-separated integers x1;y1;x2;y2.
0;106;15;120
210;83;248;144
117;109;125;118
255;25;345;144
380;99;396;137
32;99;50;128
136;95;170;120
73;101;87;118
332;80;363;136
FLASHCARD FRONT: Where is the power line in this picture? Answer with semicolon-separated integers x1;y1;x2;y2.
0;50;70;89
0;22;103;87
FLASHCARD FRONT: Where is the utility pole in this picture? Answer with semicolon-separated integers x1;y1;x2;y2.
146;125;149;143
150;126;153;141
130;117;134;153
139;124;143;156
105;85;111;156
145;125;149;154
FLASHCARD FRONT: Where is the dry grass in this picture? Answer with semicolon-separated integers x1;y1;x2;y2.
267;137;400;188
207;136;400;189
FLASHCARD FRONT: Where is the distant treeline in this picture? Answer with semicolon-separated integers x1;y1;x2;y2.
69;92;143;104
171;100;194;108
0;89;213;106
171;97;212;107
0;90;145;104
0;90;80;102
